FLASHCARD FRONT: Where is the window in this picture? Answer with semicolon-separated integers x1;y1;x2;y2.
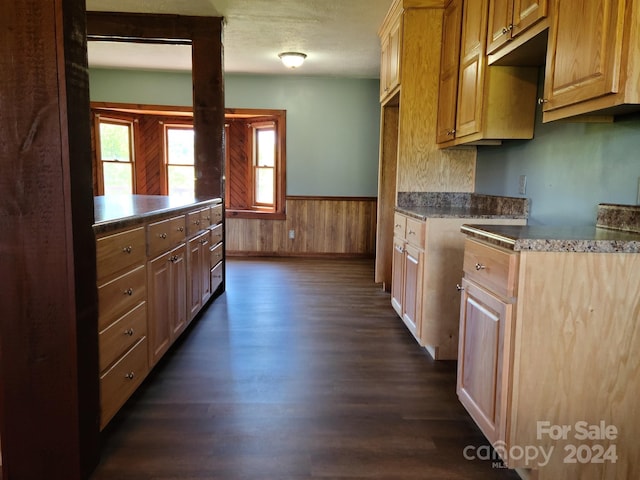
225;109;286;219
164;124;195;198
96;117;135;195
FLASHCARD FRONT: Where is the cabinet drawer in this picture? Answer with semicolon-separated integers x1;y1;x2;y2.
210;223;223;246
100;337;149;429
98;265;146;330
187;209;206;236
96;227;146;280
210;241;223;268
211;261;223;293
393;213;407;238
210;203;223;225
405;217;425;247
463;239;518;298
147;215;186;258
99;301;147;372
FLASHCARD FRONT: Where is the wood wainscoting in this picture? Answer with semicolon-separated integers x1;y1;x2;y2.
226;196;377;257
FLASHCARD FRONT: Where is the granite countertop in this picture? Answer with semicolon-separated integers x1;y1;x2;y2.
395;192;529;220
93;195;222;234
461;224;640;253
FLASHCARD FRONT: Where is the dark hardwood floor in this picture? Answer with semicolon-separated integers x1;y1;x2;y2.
91;257;520;480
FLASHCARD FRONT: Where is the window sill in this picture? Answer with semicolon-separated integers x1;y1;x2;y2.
225;209;286;220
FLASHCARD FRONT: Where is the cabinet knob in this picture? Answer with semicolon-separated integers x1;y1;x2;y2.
537;98;549;105
194;219;200;225
159;232;167;239
456;284;464;292
178;226;184;232
475;263;486;271
447;129;456;136
408;230;415;235
122;246;132;254
169;255;179;263
502;24;514;35
124;372;135;380
124;288;134;296
124;328;134;336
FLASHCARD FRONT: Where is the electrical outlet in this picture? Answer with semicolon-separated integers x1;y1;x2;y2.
288;229;295;239
518;175;527;195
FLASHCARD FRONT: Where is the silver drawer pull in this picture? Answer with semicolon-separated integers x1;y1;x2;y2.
124;372;135;380
124;328;134;336
456;284;464;292
169;255;179;263
194;220;200;225
475;263;485;271
408;230;415;235
122;246;132;254
124;288;134;296
395;223;401;228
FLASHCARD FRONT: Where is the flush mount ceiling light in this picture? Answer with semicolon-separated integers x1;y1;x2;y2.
278;52;307;69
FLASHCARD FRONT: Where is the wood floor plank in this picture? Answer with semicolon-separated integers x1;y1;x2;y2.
91;258;520;480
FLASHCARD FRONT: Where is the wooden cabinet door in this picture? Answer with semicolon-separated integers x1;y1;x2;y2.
456;0;489;139
543;0;625;111
387;19;402;94
436;0;464;143
148;251;172;366
512;0;547;36
187;234;203;320
486;0;513;55
380;34;390;100
200;233;212;305
171;245;187;337
402;243;423;336
457;278;513;447
391;237;405;316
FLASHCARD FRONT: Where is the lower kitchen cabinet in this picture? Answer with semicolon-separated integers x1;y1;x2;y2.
147;244;187;366
457;232;640;479
390;211;525;359
94;197;224;430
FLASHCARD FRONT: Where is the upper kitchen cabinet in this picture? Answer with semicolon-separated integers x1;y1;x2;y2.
379;5;403;103
436;0;538;148
486;0;549;64
541;0;640;122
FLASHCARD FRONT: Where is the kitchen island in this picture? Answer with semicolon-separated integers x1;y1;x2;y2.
457;209;640;480
93;195;224;429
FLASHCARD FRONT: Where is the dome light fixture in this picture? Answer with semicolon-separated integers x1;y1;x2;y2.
278;51;307;69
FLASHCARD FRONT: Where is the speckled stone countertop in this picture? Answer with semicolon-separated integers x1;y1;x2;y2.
461;224;640;253
94;195;222;234
396;192;529;220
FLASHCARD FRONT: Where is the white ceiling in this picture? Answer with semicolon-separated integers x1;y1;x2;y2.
86;0;393;78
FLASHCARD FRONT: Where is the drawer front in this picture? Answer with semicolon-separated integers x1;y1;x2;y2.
200;207;213;230
99;301;147;372
210;241;223;268
210;223;223;246
187;209;205;236
100;337;149;429
147;215;186;258
405;217;425;247
210;261;223;293
463;239;518;298
393;213;407;239
98;265;146;330
210;204;223;225
96;227;146;280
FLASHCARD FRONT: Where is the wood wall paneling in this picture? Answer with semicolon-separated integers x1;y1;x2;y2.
226;197;377;257
226;120;250;208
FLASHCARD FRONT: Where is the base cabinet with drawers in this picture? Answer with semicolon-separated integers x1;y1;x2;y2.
94;198;224;429
457;235;640;479
391;211;525;359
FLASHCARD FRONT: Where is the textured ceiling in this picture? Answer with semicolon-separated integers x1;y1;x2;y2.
86;0;392;78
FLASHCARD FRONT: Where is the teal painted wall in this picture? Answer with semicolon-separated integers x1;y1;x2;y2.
475;108;640;226
89;69;381;197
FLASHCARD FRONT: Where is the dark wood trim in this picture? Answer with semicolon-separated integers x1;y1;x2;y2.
226;210;287;220
91;101;194;117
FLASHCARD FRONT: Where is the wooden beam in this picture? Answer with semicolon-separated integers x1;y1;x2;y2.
0;0;98;478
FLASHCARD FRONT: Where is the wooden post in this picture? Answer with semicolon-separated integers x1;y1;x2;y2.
0;0;99;478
